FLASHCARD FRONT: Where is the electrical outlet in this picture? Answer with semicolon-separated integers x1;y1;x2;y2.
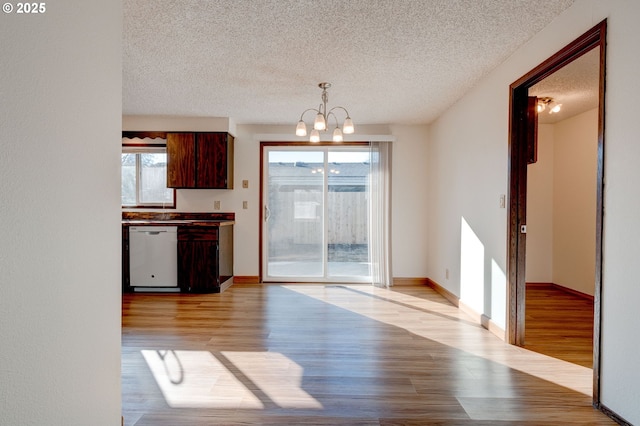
214;200;221;210
446;268;450;280
242;180;249;189
243;201;248;209
499;194;506;208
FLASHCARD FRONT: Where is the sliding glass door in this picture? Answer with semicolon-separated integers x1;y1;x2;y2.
263;146;372;282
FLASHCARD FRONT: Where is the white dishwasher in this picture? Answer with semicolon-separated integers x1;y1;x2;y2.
129;226;178;290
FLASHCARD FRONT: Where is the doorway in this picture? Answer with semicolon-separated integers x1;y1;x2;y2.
507;20;606;403
261;143;373;283
524;47;600;368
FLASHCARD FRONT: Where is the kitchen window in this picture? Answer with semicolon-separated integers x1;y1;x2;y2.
122;143;175;208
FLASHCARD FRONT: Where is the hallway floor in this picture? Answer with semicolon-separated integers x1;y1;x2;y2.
525;283;595;368
122;283;614;425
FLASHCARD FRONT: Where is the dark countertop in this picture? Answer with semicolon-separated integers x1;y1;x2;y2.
122;211;235;227
122;219;234;227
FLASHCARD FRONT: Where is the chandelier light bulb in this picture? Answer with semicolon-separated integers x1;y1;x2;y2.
296;120;307;136
332;127;343;143
549;103;562;114
342;117;354;134
314;112;326;131
310;129;320;143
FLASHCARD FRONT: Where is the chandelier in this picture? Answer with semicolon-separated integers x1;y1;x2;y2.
295;82;354;143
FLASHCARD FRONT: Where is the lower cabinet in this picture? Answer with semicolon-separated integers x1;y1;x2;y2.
178;225;233;293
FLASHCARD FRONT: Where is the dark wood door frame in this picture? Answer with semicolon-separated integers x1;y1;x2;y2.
507;20;606;404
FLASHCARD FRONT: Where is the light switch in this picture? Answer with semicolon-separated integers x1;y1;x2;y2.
214;200;221;210
243;201;248;209
242;180;249;188
499;194;506;208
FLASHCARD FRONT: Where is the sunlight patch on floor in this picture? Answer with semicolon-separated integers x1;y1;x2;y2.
223;351;323;409
141;350;323;410
284;284;593;396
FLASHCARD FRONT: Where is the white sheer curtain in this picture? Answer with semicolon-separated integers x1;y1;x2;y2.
369;141;393;287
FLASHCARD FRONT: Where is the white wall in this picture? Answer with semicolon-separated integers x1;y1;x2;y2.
0;2;122;425
122;119;430;280
427;79;509;326
526;109;598;297
389;125;430;278
427;1;640;423
553;109;598;295
526;124;554;282
595;2;640;421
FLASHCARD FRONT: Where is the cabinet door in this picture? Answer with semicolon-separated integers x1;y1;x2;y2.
178;240;219;292
177;227;220;293
167;133;196;188
196;133;233;189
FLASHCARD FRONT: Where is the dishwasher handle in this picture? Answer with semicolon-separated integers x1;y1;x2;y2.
130;226;177;235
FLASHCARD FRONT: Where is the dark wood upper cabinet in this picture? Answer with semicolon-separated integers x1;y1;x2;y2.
197;133;234;189
167;133;196;188
167;132;234;189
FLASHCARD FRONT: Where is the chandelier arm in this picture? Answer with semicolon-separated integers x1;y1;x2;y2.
327;106;351;118
298;108;321;121
326;111;340;128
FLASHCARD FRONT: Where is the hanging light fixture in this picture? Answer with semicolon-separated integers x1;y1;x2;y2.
295;82;355;143
537;97;562;114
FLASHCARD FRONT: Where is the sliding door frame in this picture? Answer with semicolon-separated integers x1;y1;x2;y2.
259;141;370;283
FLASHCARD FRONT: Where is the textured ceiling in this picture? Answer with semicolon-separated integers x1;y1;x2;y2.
123;0;578;126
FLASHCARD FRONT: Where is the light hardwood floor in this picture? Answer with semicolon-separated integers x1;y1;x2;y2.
122;283;615;425
524;283;594;368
